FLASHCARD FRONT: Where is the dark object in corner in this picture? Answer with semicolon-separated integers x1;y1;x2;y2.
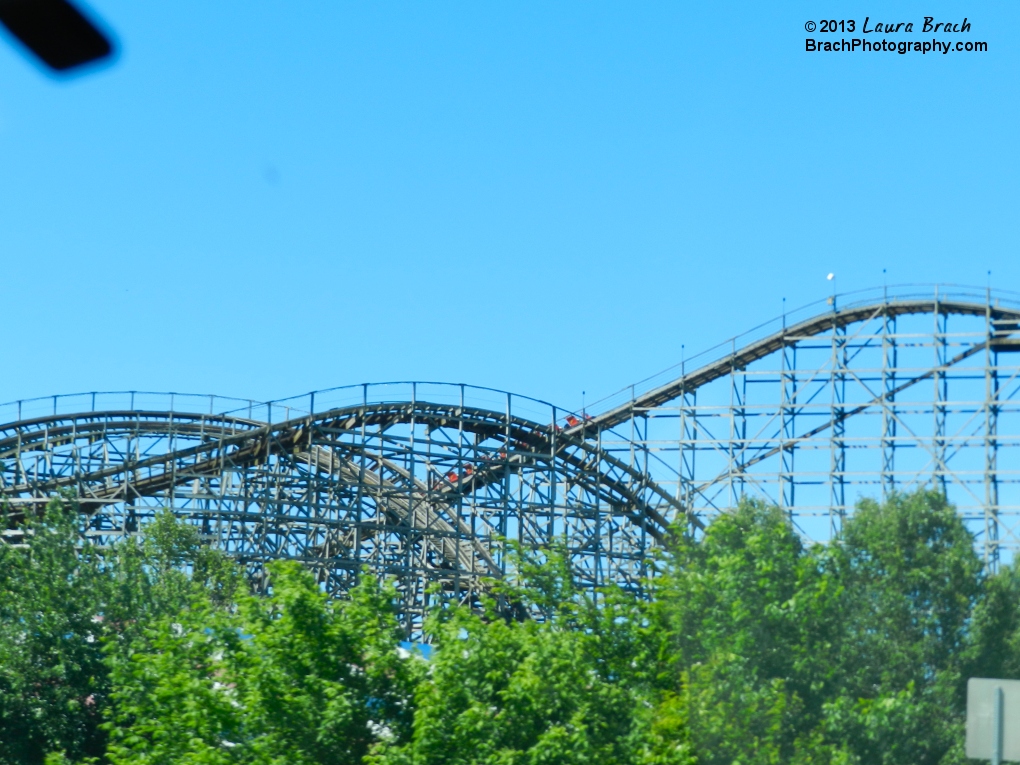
0;0;112;71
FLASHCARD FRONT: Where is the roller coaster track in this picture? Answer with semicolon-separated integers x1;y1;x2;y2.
582;298;1020;432
574;289;1020;567
0;404;683;533
3;285;1020;630
0;399;687;630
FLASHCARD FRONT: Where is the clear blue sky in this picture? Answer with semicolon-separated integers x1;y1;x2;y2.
0;1;1015;411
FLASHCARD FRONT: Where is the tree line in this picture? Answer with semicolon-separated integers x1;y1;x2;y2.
2;490;1019;764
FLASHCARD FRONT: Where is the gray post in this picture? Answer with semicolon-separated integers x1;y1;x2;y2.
994;685;1004;765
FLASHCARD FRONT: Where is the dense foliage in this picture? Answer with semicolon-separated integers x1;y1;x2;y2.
2;490;1019;764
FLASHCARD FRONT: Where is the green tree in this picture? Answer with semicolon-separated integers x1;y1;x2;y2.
648;490;986;765
834;490;982;694
650;499;844;764
105;561;419;765
821;490;984;765
0;499;112;764
0;499;241;764
966;561;1020;681
369;546;679;765
5;487;1013;765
